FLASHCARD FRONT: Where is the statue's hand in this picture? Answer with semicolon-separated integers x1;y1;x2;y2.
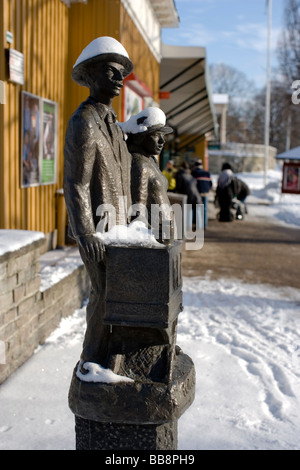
77;234;105;263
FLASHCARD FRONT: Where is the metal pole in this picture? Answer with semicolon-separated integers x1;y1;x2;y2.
264;0;272;187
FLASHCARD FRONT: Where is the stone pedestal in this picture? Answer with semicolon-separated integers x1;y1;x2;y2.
69;241;195;450
75;417;178;450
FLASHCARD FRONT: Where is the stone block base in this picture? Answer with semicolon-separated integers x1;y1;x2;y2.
69;352;195;424
75;416;178;450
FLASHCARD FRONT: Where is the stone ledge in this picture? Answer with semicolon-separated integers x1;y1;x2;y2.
68;352;195;425
0;231;46;264
0;240;89;385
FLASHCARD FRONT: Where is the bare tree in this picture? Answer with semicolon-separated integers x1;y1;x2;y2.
247;80;300;152
210;63;257;142
210;63;256;97
277;0;300;84
274;0;300;152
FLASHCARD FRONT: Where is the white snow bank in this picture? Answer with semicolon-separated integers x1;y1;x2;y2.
238;169;300;228
96;220;162;248
76;361;134;384
0;230;45;257
39;247;83;292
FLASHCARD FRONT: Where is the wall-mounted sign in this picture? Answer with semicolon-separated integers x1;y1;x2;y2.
7;48;24;85
21;91;57;188
6;31;13;44
0;81;5;105
282;162;300;194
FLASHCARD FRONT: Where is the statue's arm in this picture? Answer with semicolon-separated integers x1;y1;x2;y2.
131;161;148;206
130;160;149;225
64;116;104;263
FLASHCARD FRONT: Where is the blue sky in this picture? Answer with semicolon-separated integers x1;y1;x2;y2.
162;0;286;89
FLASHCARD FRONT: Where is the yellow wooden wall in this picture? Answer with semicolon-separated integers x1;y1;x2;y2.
66;0;160;121
0;0;69;232
66;0;121;119
120;2;160;105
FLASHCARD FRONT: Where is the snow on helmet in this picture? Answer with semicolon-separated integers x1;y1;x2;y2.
118;107;173;136
72;36;134;86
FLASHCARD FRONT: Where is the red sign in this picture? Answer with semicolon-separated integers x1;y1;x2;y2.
159;91;171;100
282;162;300;194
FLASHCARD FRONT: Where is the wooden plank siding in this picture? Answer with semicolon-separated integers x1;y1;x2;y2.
120;1;160;105
67;0;160;121
0;0;69;234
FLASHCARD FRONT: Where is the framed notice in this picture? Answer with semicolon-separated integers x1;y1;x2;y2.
21;92;57;188
41;99;57;185
282;162;300;194
7;49;24;85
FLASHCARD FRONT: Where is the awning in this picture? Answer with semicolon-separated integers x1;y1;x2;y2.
159;44;217;151
276;146;300;161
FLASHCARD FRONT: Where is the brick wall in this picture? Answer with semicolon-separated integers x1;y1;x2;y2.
0;235;89;385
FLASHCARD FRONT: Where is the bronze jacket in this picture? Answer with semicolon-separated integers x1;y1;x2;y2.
130;152;173;231
64;97;132;238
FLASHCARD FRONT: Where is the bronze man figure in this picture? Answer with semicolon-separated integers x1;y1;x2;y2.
64;37;133;370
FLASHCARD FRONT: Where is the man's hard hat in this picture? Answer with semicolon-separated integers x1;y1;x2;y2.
72;36;134;86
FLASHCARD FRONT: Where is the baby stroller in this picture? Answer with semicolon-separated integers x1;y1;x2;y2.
232;198;245;220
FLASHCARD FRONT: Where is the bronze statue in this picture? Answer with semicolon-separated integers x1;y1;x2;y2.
119;107;174;243
63;37;134;369
65;40;196;450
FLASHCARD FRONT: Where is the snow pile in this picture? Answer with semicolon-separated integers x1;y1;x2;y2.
238;169;300;228
118;107;166;135
39;247;84;292
73;36;131;69
76;361;134;384
96;220;162;248
178;277;300;450
0;230;45;257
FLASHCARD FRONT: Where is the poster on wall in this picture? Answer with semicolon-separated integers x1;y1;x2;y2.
41;99;57;184
21;92;57;188
22;92;41;187
123;85;144;122
282;162;300;194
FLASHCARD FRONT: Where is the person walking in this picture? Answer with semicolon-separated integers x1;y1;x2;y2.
176;161;201;226
216;163;238;222
162;160;177;192
191;160;212;229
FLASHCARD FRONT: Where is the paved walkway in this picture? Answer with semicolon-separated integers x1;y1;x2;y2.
182;201;300;289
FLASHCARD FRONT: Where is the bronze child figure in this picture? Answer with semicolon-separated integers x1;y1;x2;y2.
119;107;174;243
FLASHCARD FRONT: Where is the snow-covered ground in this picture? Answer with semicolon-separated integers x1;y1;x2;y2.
0;167;299;450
